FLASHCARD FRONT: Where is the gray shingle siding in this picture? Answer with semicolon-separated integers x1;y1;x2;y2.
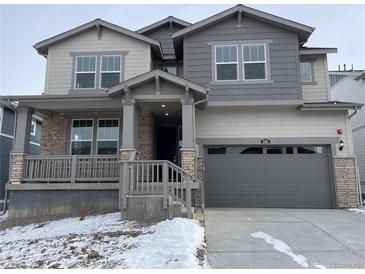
183;15;302;101
145;24;184;56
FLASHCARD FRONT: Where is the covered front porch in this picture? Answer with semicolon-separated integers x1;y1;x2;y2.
5;70;207;221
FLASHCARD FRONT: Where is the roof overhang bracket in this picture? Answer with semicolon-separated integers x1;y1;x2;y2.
96;23;102;40
237;10;243;27
155;75;160;95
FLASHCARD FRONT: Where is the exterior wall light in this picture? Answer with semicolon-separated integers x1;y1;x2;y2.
165;113;169;116
337;129;343;135
161;104;166;108
339;139;344;151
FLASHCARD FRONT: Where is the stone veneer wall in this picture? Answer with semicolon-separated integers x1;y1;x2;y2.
180;148;196;178
9;153;26;184
40;112;68;155
334;157;361;208
137;110;155;160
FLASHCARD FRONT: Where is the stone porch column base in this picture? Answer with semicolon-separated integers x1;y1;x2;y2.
334;157;362;208
180;148;196;178
9;153;27;184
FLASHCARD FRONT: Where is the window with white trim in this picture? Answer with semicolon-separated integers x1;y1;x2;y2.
97;119;119;155
300;62;312;82
243;44;267;80
100;55;122;88
30;120;36;136
75;56;96;89
71;119;93;155
215;45;238;81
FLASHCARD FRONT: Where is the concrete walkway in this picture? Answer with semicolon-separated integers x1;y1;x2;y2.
205;208;365;269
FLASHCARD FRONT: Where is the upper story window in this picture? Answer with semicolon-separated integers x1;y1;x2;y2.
75;56;96;89
300;62;312;82
215;45;238;81
71;119;93;155
100;55;122;88
243;44;267;80
30;120;36;136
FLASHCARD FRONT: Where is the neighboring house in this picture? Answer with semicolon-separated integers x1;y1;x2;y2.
330;70;365;197
0;101;42;202
2;5;363;221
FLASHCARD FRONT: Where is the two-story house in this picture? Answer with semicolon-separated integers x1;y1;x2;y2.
3;5;363;220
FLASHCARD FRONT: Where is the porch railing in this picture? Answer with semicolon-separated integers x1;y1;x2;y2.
23;155;120;183
119;160;193;218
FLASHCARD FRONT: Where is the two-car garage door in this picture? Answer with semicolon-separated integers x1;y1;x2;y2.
205;145;334;208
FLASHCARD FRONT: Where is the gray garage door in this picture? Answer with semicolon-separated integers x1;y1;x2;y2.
205;145;334;208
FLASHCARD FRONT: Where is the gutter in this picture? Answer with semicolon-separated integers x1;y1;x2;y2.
348;107;359;119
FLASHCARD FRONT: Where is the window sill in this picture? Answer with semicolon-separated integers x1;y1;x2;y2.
69;89;107;95
301;81;318;86
209;79;274;85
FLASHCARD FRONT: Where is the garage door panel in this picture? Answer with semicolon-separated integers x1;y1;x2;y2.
205;145;333;208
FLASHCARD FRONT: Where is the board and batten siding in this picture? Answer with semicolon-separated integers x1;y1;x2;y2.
196;107;352;157
183;15;301;101
45;28;151;95
301;54;330;102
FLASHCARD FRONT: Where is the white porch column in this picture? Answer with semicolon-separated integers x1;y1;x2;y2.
120;98;137;160
181;98;196;177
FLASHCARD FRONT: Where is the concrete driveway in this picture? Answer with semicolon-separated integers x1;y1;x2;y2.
205;208;365;269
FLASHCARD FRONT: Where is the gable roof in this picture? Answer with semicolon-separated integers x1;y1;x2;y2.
137;16;191;34
34;18;162;58
107;69;207;97
172;4;314;45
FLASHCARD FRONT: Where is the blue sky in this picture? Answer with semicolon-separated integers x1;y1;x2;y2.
1;4;364;95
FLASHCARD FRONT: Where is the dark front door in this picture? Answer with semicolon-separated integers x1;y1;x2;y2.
157;127;177;163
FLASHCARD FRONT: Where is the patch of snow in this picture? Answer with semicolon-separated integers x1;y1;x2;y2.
120;218;205;268
251;232;327;269
313;263;327;269
0;214;206;269
348;207;365;214
251;231;309;268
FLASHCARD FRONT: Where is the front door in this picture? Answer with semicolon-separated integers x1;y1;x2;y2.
157;127;177;163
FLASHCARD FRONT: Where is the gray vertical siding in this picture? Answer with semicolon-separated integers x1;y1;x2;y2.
183;15;302;101
1;107;15;136
0;106;15;200
0;136;12;200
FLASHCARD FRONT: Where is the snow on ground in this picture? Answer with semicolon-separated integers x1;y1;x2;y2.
0;213;206;269
251;231;325;269
348;207;365;214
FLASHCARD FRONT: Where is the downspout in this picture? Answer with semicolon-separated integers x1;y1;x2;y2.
192;90;209;148
191;90;209;209
347;105;363;206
